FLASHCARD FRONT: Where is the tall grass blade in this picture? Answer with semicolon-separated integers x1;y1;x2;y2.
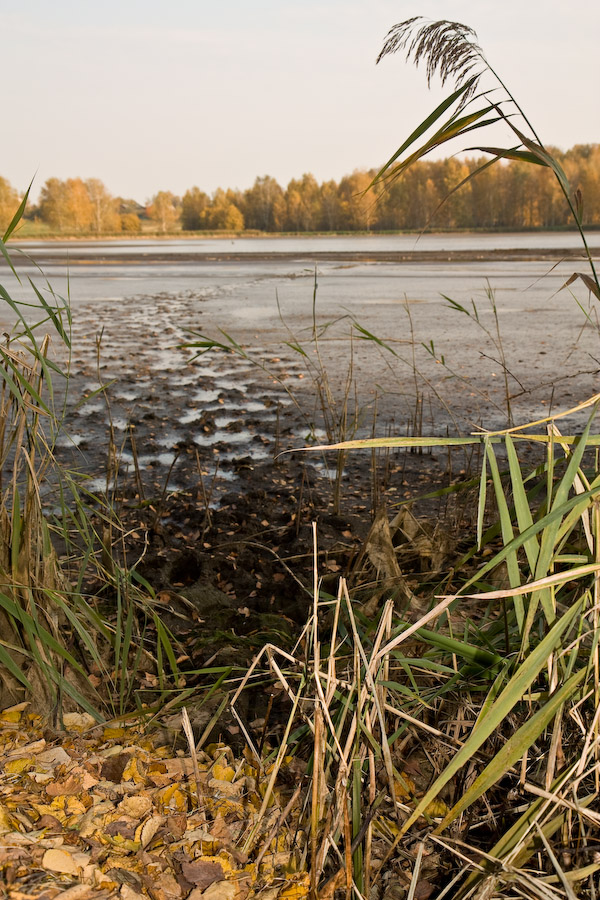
398;596;584;835
434;666;587;832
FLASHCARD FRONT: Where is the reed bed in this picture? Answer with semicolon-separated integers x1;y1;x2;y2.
224;415;600;897
221;19;600;896
2;17;600;898
0;199;206;723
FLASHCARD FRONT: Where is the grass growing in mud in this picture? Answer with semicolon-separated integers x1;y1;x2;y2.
3;17;600;900
0;199;230;723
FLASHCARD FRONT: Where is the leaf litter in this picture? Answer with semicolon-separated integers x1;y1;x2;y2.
0;703;310;900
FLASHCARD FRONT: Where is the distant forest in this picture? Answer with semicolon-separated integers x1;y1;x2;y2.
2;144;599;235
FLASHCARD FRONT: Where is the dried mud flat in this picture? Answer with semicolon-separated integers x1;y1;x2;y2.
48;289;460;664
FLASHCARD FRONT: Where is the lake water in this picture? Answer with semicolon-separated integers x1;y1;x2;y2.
14;231;600;256
2;233;600;432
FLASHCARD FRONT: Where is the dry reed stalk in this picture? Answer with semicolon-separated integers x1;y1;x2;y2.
254;785;302;871
128;424;145;503
310;704;324;895
181;706;206;822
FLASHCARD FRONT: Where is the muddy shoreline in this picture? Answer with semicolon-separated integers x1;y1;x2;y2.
5;247;596;266
47;289;470;667
7;237;596;667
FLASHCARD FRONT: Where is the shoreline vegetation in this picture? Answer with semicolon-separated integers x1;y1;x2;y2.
9;224;600;241
2;141;600;239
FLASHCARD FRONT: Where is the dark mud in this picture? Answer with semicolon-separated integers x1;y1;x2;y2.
9;246;593;266
49;289;473;667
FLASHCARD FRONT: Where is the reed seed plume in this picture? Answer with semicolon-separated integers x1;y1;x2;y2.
377;17;485;104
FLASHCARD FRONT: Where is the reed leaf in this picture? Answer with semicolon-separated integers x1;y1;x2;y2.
398;596;584;835
434;666;587;833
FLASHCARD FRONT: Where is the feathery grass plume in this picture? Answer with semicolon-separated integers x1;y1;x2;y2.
374;16;600;301
377;17;485;106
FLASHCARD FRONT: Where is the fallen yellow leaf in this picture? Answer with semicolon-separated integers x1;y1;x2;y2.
0;803;16;834
155;783;187;813
213;763;236;782
4;756;35;774
278;872;310;900
0;711;22;724
423;798;449;818
121;756;146;784
393;772;417;800
103;726;126;740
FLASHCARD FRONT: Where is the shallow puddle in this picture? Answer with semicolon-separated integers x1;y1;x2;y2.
191;388;222;404
55;433;86;448
179;409;205;425
76;401;105;416
113;390;139;401
109;417;130;431
194;430;252;446
156;431;184;448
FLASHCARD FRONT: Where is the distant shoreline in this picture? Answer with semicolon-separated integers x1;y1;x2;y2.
9;226;600;244
2;247;596;266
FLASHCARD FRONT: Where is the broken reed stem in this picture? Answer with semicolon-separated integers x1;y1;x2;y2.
254;785;302;871
129;424;145;503
181;706;206;823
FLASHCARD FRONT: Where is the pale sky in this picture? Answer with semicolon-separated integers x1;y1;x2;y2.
3;0;599;204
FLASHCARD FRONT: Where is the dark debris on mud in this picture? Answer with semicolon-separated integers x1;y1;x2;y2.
50;292;471;668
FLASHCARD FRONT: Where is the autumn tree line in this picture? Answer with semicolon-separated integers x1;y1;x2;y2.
1;144;599;236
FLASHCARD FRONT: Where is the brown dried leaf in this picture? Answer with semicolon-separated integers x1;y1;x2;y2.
105;819;138;840
180;859;225;889
37;747;72;770
139;814;165;848
563;271;600;301
209;815;235;844
53;886;96;900
62;712;97;731
120;886;147;900
37;814;64;831
317;869;344;900
154;871;183;900
202;882;237;900
414;880;435;900
100;753;131;783
46;774;83;797
165;813;187;840
118;795;153;818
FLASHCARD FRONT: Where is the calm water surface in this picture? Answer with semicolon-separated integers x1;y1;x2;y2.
14;232;600;256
